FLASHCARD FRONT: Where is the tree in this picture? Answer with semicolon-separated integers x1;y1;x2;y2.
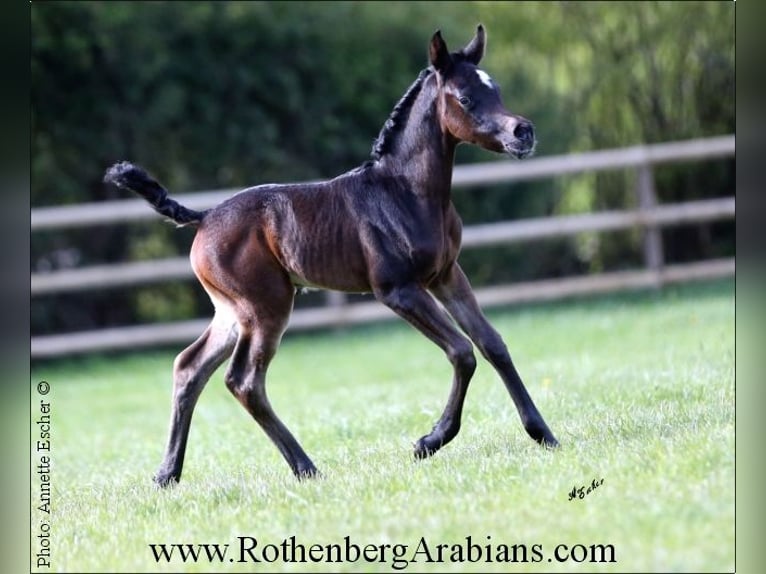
31;1;734;336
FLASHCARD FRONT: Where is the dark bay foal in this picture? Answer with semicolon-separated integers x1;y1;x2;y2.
105;25;558;487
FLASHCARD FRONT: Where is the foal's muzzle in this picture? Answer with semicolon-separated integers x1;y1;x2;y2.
503;118;536;159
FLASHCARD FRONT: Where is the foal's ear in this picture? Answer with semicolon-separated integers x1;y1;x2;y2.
461;24;486;65
429;30;452;73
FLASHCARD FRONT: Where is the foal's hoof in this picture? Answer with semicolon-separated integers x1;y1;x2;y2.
294;465;320;481
526;423;560;449
153;472;180;488
413;436;441;460
539;435;560;449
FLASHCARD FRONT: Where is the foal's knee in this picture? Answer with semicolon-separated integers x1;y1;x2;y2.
224;369;270;416
223;368;244;397
448;340;477;379
224;372;253;409
172;350;192;382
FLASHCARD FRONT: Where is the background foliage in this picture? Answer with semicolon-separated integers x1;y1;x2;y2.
31;1;735;335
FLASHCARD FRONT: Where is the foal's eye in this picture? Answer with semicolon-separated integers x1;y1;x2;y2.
458;95;472;108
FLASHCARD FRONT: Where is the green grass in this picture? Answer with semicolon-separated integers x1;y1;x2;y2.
30;280;734;573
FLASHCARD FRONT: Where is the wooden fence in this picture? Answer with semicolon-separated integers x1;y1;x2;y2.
31;135;735;358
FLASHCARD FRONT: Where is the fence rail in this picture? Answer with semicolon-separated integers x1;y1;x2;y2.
30;258;734;358
31;197;735;295
30;135;734;230
31;135;735;358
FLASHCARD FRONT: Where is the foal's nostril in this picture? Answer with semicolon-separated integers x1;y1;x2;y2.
514;122;534;143
514;122;534;142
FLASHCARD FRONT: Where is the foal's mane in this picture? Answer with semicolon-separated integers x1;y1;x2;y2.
369;68;433;161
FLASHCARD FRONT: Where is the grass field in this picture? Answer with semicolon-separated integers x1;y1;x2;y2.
30;280;735;573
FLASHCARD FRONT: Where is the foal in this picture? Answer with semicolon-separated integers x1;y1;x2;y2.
105;25;558;486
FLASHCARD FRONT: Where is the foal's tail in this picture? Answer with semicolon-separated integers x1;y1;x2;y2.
103;161;206;227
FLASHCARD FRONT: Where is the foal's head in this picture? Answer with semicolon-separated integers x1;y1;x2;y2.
431;25;536;159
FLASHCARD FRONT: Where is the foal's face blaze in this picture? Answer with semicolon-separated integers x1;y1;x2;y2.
430;26;537;159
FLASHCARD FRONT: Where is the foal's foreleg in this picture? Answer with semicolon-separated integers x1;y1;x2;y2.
154;317;237;487
375;283;477;458
431;265;559;448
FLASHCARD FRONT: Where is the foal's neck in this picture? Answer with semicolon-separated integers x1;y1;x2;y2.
380;76;456;203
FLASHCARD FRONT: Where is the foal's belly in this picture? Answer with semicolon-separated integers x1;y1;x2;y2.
277;224;374;294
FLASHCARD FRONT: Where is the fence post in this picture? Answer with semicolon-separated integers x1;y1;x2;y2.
636;162;664;285
324;290;348;328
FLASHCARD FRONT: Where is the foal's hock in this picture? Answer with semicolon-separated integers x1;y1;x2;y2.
105;25;558;487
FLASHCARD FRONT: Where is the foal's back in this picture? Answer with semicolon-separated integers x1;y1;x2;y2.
192;164;461;296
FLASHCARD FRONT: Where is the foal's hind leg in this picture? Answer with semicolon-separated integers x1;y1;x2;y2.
375;283;478;459
430;264;558;447
224;330;318;478
154;316;237;487
223;279;318;479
